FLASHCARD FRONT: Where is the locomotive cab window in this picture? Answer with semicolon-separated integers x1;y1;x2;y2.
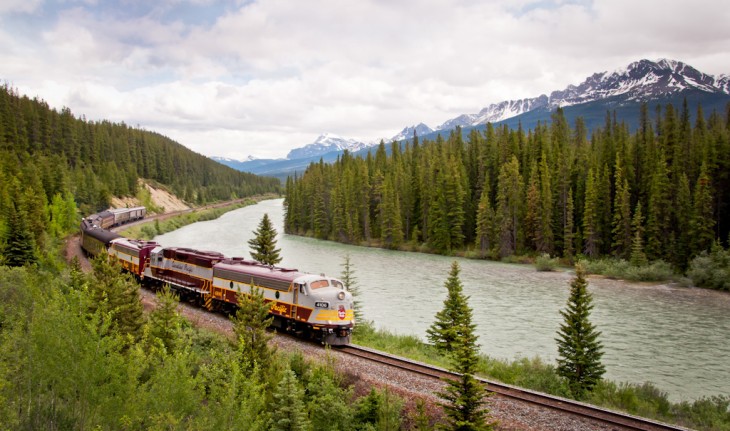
309;280;329;290
331;280;344;289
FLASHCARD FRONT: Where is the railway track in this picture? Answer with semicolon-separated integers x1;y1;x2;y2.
338;344;692;431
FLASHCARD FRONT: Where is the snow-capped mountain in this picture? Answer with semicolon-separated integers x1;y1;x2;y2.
211;155;260;164
286;133;369;160
434;59;730;131
390;123;435;142
217;58;729;179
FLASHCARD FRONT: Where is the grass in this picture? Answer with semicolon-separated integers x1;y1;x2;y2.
353;325;730;431
584;258;675;282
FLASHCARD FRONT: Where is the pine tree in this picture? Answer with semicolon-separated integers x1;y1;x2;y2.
611;156;632;259
556;262;605;398
232;285;274;371
89;253;145;342
340;253;364;324
147;285;182;354
248;213;282;266
427;262;475;353
431;262;494;430
630;202;648;267
563;188;575;260
270;369;310;431
582;169;600;258
496;156;523;257
691;163;715;256
2;203;37;267
474;177;497;258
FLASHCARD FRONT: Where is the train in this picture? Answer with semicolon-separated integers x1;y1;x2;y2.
80;206;354;345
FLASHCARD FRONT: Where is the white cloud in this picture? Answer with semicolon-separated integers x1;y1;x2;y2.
1;0;729;160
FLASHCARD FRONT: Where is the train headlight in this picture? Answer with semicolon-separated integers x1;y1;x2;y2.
337;291;345;300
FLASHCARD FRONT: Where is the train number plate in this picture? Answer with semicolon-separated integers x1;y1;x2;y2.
314;301;330;308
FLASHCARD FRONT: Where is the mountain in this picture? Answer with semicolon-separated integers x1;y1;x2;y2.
218;59;730;180
434;59;730;130
390;123;435;142
286;133;369;160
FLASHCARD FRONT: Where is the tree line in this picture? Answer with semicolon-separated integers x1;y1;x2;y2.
285;102;730;271
0;84;281;264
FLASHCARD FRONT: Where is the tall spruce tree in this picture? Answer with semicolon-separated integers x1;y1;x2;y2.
2;203;37;267
340;253;364;324
248;213;282;266
232;285;274;372
556;262;605;398
427;262;475;353
269;369;310;431
89;253;145;342
430;262;494;430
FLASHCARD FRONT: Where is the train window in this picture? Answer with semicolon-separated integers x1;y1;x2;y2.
331;280;344;289
309;280;329;290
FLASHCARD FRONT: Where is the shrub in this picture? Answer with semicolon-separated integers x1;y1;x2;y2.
687;246;730;291
535;253;559;272
584;258;674;282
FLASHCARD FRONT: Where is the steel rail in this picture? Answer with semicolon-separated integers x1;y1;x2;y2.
338;344;692;431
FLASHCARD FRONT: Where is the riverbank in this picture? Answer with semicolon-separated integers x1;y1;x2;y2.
353;323;730;431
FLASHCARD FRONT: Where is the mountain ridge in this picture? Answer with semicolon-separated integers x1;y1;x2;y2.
213;58;730;178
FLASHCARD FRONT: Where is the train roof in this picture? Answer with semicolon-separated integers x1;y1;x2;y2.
109;206;145;213
82;225;121;244
111;238;159;250
214;258;305;283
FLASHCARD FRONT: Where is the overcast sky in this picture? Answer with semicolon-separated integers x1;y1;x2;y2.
2;0;729;160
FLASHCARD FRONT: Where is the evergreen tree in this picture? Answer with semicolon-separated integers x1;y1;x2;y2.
269;369;310;431
582;170;600;258
496;156;523;257
427;262;475;353
340;253;364;324
563;188;575;260
556;262;605;398
691;163;715;256
232;285;274;372
611;156;632;259
248;213;282;266
431;262;494;430
147;285;182;354
89;253;145;342
630;202;648;267
2;203;37;267
474;177;497;258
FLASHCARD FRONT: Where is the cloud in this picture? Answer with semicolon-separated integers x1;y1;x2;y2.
2;0;729;160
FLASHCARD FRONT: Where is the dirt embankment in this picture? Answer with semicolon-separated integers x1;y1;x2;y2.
111;180;190;214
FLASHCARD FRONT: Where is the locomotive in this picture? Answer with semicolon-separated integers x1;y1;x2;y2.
80;207;354;345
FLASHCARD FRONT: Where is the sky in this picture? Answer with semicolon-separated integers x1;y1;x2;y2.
2;0;729;160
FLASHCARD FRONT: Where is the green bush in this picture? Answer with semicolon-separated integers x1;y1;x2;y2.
535;253;559;272
687;246;730;291
584;258;674;282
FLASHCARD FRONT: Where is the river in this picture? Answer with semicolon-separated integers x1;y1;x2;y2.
155;198;730;402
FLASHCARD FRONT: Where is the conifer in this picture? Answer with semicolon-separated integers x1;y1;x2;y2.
556;262;605;398
630;202;648;267
2;203;37;267
248;213;282;266
270;369;310;431
232;285;274;372
430;262;494;430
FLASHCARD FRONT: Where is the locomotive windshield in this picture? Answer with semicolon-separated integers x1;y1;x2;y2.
309;279;329;289
331;280;344;289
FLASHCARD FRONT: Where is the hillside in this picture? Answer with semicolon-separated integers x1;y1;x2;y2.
0;83;280;264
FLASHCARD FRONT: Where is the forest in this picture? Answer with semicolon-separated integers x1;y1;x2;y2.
0;84;280;263
285;101;730;273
